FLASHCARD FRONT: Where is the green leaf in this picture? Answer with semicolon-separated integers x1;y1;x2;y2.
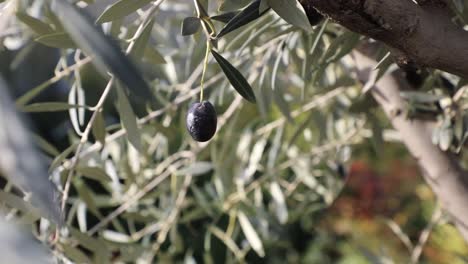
210;11;239;24
20;102;88;113
259;0;269;13
216;0;269;39
69;228;109;254
270;182;288;224
211;49;256;103
73;179;101;216
76;166;112;182
96;0;153;23
116;85;141;151
102;230;133;243
35;32;75;49
177;162;213;176
238;211;265;257
130;19;155;60
92;111;106;145
273;84;293;122
54;1;152;99
62;244;92;263
33;134;60;156
16;12;54;35
0;190;38;214
181;17;201;36
267;0;311;32
143;46;166;64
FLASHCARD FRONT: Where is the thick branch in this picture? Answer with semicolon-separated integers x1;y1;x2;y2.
301;0;468;78
354;51;468;242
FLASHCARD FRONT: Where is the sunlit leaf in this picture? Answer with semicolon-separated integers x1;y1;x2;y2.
238;211;265;257
96;0;153;23
177;162;213;176
267;0;311;32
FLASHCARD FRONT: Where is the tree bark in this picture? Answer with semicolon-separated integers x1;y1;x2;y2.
353;51;468;242
301;0;468;78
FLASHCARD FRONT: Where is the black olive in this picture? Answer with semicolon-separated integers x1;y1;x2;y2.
186;101;217;142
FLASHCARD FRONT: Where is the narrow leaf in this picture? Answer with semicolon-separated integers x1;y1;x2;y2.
270;182;288;224
181;17;201;36
177;162;213;176
211;49;256;103
16;12;54;35
130;19;155;60
216;0;269;39
20;102;88;113
54;1;152;99
96;0;153;23
33;134;60;157
238;211;265;257
267;0;311;32
210;11;239;24
116;85;141;151
49;143;78;172
35;32;75;49
143;46;166;64
76;166;112;182
92;111;106;145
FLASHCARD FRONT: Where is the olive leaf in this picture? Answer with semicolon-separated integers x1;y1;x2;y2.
211;49;256;103
35;32;75;49
96;0;153;23
116;84;142;152
216;0;270;39
267;0;311;32
181;17;201;36
16;12;54;35
20;102;89;113
54;1;152;100
210;11;239;24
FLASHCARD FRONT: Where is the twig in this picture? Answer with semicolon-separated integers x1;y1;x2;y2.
411;205;443;263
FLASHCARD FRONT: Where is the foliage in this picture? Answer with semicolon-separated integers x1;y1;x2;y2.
0;0;467;263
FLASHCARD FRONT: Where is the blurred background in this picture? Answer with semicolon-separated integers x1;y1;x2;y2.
0;0;467;263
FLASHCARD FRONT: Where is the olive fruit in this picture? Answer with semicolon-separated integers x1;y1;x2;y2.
186;101;217;142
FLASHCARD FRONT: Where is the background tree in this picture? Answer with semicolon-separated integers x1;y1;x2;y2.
0;0;468;263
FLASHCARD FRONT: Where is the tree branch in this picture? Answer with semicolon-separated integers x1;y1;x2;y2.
301;0;468;78
353;50;468;242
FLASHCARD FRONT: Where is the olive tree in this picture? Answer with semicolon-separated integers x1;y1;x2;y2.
0;0;467;262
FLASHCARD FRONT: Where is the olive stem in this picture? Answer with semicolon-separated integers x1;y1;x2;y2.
200;40;211;102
